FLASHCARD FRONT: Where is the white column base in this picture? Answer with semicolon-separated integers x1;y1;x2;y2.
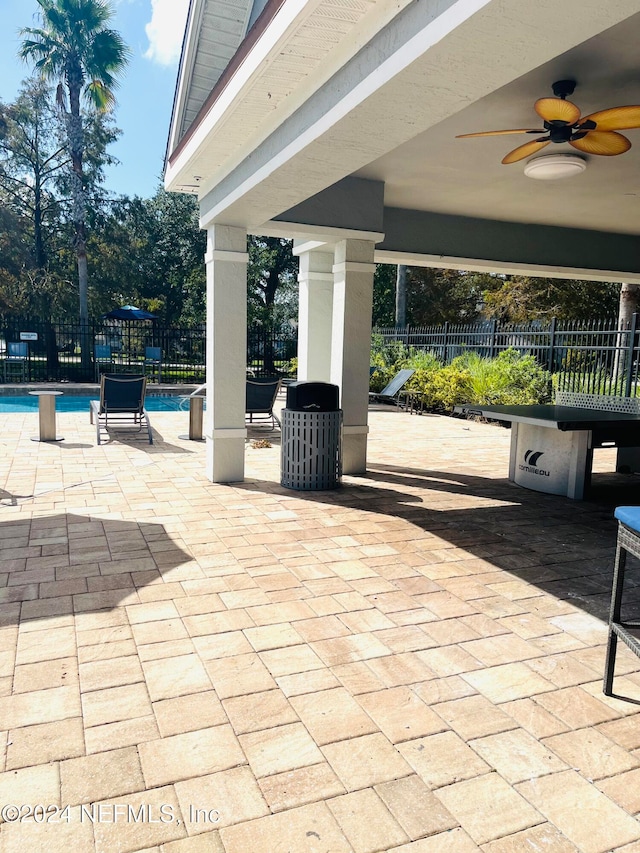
342;425;369;474
205;429;248;483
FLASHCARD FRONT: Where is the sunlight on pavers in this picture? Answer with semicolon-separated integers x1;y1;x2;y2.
0;402;639;852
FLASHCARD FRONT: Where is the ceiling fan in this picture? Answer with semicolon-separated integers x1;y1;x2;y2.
456;80;640;164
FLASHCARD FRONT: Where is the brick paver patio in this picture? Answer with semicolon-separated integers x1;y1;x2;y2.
1;396;640;852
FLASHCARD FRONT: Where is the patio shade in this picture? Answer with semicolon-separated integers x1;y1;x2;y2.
102;305;157;321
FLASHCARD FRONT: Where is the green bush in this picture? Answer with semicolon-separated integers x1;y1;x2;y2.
368;340;551;411
369;336;411;391
455;349;552;406
411;363;473;411
387;347;551;412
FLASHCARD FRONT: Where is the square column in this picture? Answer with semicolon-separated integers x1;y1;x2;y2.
205;225;248;482
294;241;334;382
330;239;375;473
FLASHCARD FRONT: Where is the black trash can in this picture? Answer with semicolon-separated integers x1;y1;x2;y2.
281;382;342;490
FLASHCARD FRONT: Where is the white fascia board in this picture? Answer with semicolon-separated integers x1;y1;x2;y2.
198;0;492;225
167;0;326;187
168;0;206;157
374;251;640;285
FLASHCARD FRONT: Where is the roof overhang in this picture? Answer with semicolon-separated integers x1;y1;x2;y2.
166;0;640;281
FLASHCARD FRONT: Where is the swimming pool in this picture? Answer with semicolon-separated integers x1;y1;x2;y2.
0;395;197;413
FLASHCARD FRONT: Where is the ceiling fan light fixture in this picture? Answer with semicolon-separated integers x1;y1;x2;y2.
524;153;587;180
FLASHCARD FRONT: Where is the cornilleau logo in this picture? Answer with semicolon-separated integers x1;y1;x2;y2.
519;449;550;477
524;450;544;467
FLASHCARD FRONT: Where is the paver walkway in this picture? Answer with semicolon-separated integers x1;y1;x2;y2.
1;399;640;853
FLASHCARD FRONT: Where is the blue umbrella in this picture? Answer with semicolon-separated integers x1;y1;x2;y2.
102;305;157;321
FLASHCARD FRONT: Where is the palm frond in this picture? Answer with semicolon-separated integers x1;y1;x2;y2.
85;79;114;111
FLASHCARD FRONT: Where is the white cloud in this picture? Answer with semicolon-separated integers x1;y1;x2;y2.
144;0;189;66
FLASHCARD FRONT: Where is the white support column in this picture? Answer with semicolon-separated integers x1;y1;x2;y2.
331;239;375;474
294;240;334;382
204;225;248;482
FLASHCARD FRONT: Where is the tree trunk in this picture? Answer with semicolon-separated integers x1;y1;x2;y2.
66;72;91;376
618;282;640;326
395;265;407;328
615;283;640;387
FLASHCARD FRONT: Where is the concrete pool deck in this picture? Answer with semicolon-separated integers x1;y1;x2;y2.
1;399;640;852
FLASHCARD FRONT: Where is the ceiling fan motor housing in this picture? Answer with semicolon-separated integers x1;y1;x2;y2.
552;79;576;99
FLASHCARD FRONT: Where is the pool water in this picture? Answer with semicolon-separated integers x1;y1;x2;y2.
0;395;196;413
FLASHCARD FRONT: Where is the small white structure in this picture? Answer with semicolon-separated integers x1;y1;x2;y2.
165;0;640;482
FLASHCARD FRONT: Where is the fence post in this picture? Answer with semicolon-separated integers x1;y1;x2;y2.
443;321;449;363
624;312;638;397
548;316;557;373
405;325;410;347
489;319;497;358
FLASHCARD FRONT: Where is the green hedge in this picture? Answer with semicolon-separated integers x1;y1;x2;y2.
370;340;552;412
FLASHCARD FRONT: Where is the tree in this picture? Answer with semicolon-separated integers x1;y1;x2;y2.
372;264;397;327
481;275;620;322
247;236;297;373
0;78;67;271
406;268;487;325
395;264;407;326
0;76;119;325
84;188;206;324
248;236;298;325
20;0;129;353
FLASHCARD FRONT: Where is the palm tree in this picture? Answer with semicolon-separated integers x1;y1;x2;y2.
20;0;129;369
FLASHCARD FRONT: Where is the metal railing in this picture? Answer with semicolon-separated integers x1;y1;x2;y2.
374;316;640;396
0;318;298;384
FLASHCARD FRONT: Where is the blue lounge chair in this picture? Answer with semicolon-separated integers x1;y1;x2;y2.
94;344;113;381
90;374;153;445
144;346;162;382
3;342;28;382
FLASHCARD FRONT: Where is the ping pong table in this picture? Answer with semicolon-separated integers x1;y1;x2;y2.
454;404;640;500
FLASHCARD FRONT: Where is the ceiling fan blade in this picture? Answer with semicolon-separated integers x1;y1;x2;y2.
580;105;640;131
502;139;551;164
569;131;631;156
534;97;581;124
456;128;544;138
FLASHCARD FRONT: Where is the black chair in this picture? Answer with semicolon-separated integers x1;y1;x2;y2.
246;377;281;428
368;368;415;406
90;374;153;445
604;506;640;695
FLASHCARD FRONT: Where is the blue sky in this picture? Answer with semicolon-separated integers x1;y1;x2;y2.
0;0;189;199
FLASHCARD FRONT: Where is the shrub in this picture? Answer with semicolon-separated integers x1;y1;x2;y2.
395;347;550;412
455;349;552;406
407;363;472;411
369;337;411;391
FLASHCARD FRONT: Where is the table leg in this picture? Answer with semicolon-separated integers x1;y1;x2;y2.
34;395;63;442
508;422;519;481
566;431;591;500
189;396;204;441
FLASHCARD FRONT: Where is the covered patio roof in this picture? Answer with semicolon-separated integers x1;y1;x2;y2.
166;0;640;282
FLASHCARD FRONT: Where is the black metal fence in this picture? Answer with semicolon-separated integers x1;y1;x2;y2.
0;317;298;384
5;312;638;394
374;316;640;396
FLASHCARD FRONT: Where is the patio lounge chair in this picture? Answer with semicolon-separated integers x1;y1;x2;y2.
369;368;415;406
3;342;28;382
94;344;113;381
144;346;162;383
246;377;281;428
90;374;153;445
